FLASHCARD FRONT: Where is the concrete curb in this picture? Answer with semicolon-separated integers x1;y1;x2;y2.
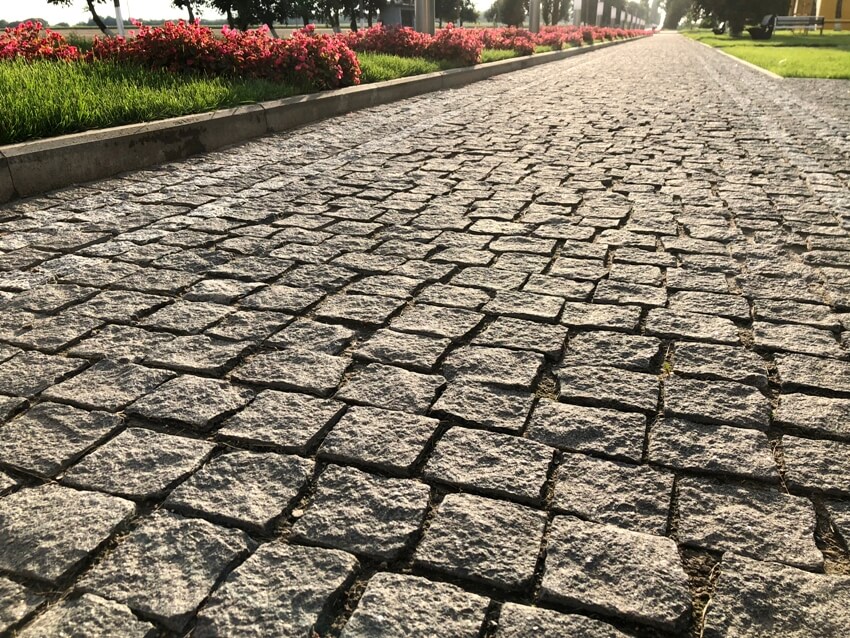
690;36;784;80
0;37;644;203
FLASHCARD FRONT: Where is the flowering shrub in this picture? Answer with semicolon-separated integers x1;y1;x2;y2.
90;21;359;90
343;24;430;58
479;27;536;55
0;21;80;61
427;24;483;65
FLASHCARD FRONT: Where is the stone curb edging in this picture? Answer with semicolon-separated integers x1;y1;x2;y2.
690;36;784;80
0;37;644;203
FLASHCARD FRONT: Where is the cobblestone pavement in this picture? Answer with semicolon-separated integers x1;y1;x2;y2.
1;33;850;638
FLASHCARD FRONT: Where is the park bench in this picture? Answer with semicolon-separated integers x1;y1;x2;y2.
748;14;825;40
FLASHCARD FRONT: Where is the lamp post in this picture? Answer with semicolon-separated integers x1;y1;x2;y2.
113;0;125;36
414;0;435;34
529;0;541;33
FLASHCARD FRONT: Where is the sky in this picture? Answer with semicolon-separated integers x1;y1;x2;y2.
0;0;227;25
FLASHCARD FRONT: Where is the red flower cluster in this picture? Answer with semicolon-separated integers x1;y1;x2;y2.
90;21;360;90
479;27;537;56
0;21;80;61
345;24;650;63
344;24;482;65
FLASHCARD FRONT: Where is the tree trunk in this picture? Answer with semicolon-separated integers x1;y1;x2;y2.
350;14;358;30
302;14;310;25
187;2;195;21
86;0;114;35
266;21;280;36
332;9;341;32
226;8;236;27
367;8;374;25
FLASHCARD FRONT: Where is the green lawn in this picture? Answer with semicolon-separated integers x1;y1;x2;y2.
684;30;850;79
0;60;299;145
1;46;554;144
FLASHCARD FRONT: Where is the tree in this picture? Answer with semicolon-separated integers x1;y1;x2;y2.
498;0;526;25
460;0;479;24
361;0;384;25
483;1;499;23
436;0;460;25
290;0;316;25
46;0;112;34
689;0;786;34
172;0;200;21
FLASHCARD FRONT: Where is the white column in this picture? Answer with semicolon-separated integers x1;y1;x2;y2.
573;0;583;25
529;0;541;33
113;0;125;36
415;0;435;34
596;1;604;25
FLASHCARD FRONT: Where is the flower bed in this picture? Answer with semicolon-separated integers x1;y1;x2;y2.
0;20;651;144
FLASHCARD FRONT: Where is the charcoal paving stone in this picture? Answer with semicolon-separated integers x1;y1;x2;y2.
423;426;554;504
165;451;312;530
0;402;122;477
115;268;201;295
782;435;850;497
668;291;750;321
483;290;565;322
754;299;841;330
754;321;845;358
139;300;233;334
267;319;355;354
774;393;850;439
540;516;691;632
390;304;484;339
0;484;134;583
776;353;850;394
184;278;263;303
341;572;488;638
291;464;429;560
560;302;641;331
318;405;439;475
62;427;214;499
354;328;450;372
664;375;771;430
240;284;324;313
0;576;41;634
414;492;546;591
496;603;629;638
593;280;667;307
647;417;777;481
666;269;729;293
5;283;97;313
676;478;822;570
527;399;646;461
608;263;663;286
644;308;740;345
217;390;344;452
42;360;174;412
128;375;253;430
5;311;103;353
16;594;155;638
195;543;358;638
205;310;291;342
0;351;86;397
77;511;253;631
417;283;491;309
672;342;768;387
442;346;544;389
346;274;422;298
143;335;248;375
314;294;404;327
548;257;608;281
557;365;659;413
72;290;170;322
336;363;445;414
523;274;594;300
553;454;673;535
232;349;349;397
430;381;533;432
703;553;850;638
452;266;528;291
68;324;175;362
564;331;662;371
473;317;567;359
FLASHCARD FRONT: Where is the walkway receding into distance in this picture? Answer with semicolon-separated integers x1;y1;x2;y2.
0;33;849;637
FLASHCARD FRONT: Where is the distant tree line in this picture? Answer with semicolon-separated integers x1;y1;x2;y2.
39;0;408;35
663;0;788;33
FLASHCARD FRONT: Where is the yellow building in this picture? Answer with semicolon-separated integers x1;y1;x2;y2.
789;0;846;29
